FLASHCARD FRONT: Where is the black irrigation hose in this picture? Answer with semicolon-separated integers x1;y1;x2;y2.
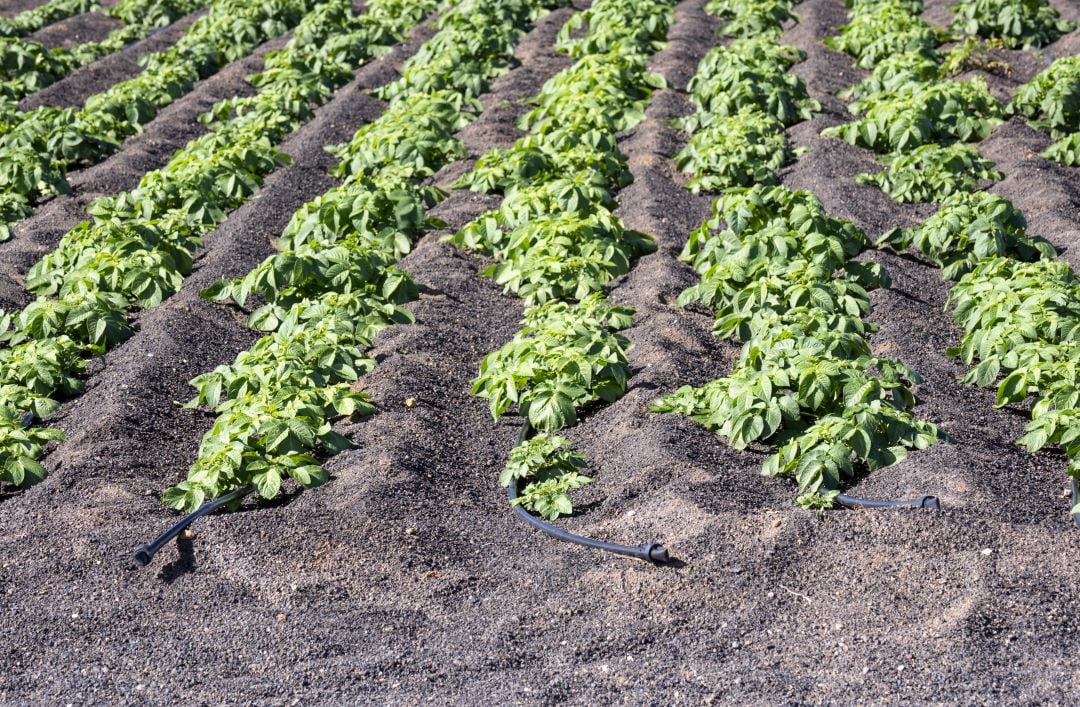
836;493;941;511
1071;477;1080;530
508;422;670;564
133;486;251;567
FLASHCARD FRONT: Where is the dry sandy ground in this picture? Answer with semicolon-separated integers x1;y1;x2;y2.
2;0;1080;702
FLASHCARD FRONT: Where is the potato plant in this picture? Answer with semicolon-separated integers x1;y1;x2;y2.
557;0;674;58
501;435;592;520
949;0;1075;49
165;0;568;511
653;185;943;507
676;108;796;193
474;296;634;434
0;0;439;494
879;191;1054;280
823;78;1002;152
826;2;942;68
705;0;798;37
683;38;818;129
1043;133;1080;167
1009;56;1080;137
856;143;1004;203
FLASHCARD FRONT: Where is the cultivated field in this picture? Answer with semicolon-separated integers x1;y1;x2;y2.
2;0;1080;702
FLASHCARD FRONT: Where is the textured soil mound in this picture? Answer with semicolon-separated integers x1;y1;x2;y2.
2;0;1080;703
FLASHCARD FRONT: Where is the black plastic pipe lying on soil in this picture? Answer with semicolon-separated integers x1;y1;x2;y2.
133;486;251;566
511;422;670;564
836;493;940;511
1071;477;1080;529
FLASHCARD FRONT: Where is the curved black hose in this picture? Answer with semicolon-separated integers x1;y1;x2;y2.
133;487;251;567
1071;477;1080;529
836;493;940;511
508;422;670;564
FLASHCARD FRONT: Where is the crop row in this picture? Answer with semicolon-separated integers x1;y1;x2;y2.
673;1;816;193
827;0;1080;515
0;0;211;108
0;0;439;491
0;0;333;242
162;0;569;511
826;0;1079;202
648;0;950;508
449;0;676;519
653;184;944;506
0;0;96;39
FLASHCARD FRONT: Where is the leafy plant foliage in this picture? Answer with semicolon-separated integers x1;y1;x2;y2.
949;0;1075;49
501;434;591;520
165;0;567;510
0;0;439;495
856;143;1003;203
653;185;944;507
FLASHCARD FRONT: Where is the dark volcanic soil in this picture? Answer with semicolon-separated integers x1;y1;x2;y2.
2;0;1080;703
0;0;50;17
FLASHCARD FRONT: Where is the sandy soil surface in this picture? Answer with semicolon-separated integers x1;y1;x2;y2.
2;0;1080;703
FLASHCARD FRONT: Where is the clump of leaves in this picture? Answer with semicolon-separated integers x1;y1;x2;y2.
949;0;1075;49
839;50;941;103
1043;132;1080;167
823;77;1002;152
556;0;674;58
825;3;943;68
1009;56;1080;139
473;295;634;433
947;258;1080;381
0;406;62;489
681;184;871;271
881;191;1055;280
764;401;942;509
684;38;818;129
856;143;1003;203
705;0;798;37
652;186;943;507
676;108;795;193
501;434;591;520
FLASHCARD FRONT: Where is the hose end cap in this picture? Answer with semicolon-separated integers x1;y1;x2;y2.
920;496;941;511
643;543;669;564
133;545;153;567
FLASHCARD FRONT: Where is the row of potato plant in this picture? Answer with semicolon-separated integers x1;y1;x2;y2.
652;186;945;508
0;0;332;242
650;0;945;508
882;190;1080;510
0;0;211;107
674;0;815;192
823;0;1011;204
0;0;96;38
450;0;676;520
833;1;1080;512
0;0;440;492
161;0;570;512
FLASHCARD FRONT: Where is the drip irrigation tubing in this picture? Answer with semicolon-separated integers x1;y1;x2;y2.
835;493;941;511
133;486;250;566
1072;477;1080;529
509;421;670;564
